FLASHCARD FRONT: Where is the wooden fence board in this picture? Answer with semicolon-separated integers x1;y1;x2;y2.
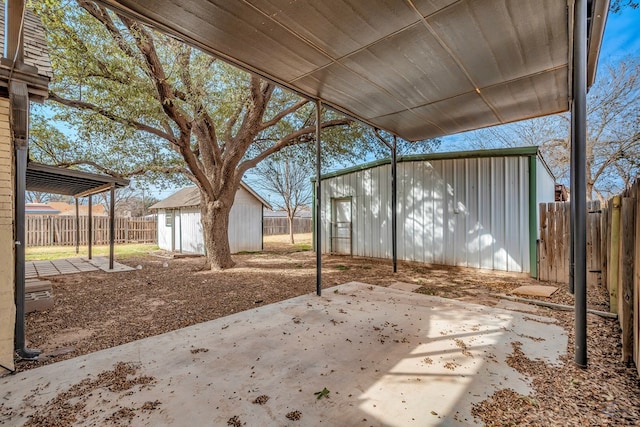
620;197;635;364
538;201;601;289
26;216;157;246
263;217;312;236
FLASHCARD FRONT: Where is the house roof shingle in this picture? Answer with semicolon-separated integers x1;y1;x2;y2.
0;2;53;79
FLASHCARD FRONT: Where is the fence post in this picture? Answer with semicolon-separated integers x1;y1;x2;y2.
634;185;640;375
620;197;635;365
609;196;621;313
539;203;548;282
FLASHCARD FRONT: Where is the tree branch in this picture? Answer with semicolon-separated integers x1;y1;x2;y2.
259;99;309;131
237;118;352;175
49;91;176;142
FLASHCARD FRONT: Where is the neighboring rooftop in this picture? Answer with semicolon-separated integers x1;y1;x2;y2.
25;203;61;215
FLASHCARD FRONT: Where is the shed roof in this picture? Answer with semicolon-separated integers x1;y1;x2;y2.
26;162;130;197
319;146;548;181
95;0;608;142
149;182;272;210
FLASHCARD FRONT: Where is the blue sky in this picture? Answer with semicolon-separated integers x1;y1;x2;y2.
598;6;640;64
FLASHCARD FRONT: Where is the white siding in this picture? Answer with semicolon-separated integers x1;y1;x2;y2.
155;186;263;254
536;157;557;238
157;210;172;251
228;186;263;253
321;155;535;273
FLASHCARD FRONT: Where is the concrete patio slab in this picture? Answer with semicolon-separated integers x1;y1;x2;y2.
0;282;567;426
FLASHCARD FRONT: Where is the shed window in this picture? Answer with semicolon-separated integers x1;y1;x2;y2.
165;212;173;227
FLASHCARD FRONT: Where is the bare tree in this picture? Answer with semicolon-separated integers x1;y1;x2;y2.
457;58;640;201
253;149;313;244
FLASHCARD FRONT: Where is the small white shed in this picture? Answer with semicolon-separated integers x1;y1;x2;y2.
318;147;556;277
150;183;271;254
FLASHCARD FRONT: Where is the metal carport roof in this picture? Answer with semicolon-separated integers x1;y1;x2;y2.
90;0;607;367
26;161;129;197
94;0;608;142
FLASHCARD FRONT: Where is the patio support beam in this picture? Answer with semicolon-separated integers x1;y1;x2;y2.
391;136;397;273
570;101;575;295
75;198;80;254
573;0;588;368
373;129;398;273
88;195;93;259
315;100;322;296
109;184;115;270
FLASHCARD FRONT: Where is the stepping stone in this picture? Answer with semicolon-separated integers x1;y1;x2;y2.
511;285;558;297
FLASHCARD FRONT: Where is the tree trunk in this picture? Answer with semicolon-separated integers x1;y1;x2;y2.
200;195;235;270
288;215;295;244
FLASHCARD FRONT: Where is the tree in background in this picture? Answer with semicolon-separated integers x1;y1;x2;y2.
31;0;441;268
253;148;313;244
32;0;363;269
456;58;640;201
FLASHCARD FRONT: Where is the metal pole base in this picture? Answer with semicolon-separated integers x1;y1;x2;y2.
16;347;41;361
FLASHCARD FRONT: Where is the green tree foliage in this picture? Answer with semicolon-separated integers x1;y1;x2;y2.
30;0;366;269
31;0;439;268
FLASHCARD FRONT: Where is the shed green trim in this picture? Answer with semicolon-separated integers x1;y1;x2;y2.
528;155;538;279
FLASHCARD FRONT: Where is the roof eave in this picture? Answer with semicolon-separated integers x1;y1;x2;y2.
587;0;610;88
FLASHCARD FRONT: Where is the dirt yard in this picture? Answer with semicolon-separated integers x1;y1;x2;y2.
16;234;640;425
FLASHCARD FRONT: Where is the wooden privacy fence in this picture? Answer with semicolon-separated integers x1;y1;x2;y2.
601;183;640;375
263;217;312;236
538;178;640;376
538;201;602;287
26;216;157;246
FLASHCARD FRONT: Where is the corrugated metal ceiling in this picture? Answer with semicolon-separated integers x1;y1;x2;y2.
94;0;608;141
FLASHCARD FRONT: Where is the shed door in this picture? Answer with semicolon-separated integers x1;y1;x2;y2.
331;198;352;255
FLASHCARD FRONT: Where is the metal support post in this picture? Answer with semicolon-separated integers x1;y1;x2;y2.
391;136;398;273
88;195;93;259
573;0;588;368
109;184;115;270
75;198;80;254
315;100;322;296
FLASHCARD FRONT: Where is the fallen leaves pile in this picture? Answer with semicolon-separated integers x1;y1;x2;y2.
24;362;156;427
